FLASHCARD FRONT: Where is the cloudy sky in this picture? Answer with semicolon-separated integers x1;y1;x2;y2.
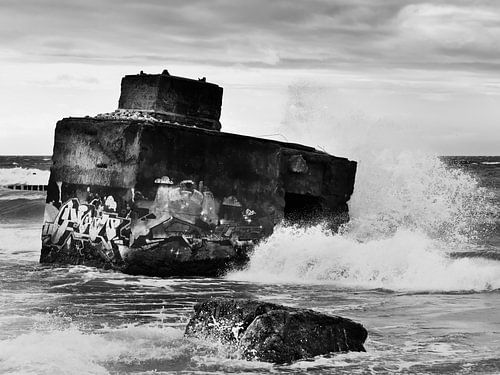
0;0;499;155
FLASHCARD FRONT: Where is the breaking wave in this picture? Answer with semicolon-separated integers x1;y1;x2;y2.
0;318;273;375
227;157;500;292
0;195;45;222
227;84;500;293
346;152;497;244
0;323;189;375
0;167;50;186
227;226;500;292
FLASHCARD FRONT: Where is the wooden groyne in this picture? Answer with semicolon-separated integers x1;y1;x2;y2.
4;184;48;191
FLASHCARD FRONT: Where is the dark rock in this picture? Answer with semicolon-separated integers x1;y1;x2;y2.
184;298;368;363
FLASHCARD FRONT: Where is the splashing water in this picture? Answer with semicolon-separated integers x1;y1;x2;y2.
0;87;499;373
227;226;500;292
346;151;497;244
228;84;500;292
0;322;194;375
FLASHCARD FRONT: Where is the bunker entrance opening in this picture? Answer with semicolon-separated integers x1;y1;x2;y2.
284;192;323;224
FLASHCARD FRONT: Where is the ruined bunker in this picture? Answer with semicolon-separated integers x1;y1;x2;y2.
41;70;357;276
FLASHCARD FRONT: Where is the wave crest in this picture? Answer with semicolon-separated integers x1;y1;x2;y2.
0;167;50;186
227;225;500;292
346;152;498;244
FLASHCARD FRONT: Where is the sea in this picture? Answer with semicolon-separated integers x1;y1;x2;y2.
0;154;499;374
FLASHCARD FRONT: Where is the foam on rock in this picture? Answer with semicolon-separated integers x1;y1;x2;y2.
184;297;368;363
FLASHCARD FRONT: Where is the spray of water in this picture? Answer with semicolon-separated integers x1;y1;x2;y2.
345;151;496;244
228;83;500;291
228;225;500;291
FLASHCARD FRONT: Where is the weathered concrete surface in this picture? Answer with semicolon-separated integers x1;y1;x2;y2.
120;236;250;277
40;70;356;277
118;72;223;131
40;116;356;276
185;298;368;363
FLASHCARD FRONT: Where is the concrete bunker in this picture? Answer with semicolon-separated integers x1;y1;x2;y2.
40;70;357;276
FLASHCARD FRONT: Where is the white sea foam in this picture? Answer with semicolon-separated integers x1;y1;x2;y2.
0;319;277;375
227;84;500;293
0;324;187;375
227;150;499;292
0;167;50;186
227;226;500;291
346;151;496;244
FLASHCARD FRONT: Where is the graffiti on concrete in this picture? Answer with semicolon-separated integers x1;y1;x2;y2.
42;176;264;256
151;178;218;225
42;198;130;251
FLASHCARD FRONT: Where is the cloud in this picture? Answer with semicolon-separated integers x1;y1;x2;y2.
0;0;499;155
393;3;500;63
0;0;498;72
31;74;100;88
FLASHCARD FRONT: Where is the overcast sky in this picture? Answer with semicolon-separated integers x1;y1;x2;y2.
0;0;499;156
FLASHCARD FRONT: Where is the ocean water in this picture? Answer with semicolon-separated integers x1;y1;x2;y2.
0;154;499;374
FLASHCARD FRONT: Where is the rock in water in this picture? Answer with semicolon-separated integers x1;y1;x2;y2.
184;297;368;363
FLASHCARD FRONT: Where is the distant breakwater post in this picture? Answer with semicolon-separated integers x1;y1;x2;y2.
40;70;357;277
4;184;48;191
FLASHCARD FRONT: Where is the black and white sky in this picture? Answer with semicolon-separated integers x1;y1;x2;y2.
1;0;499;155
